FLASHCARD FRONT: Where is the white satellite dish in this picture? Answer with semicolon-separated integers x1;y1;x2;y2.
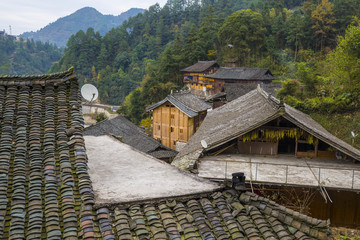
201;140;208;149
351;131;358;138
81;84;98;102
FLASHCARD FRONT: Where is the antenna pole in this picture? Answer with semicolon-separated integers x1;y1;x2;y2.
90;93;95;103
89;93;96;114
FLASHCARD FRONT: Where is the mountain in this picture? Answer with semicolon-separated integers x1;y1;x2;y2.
20;7;145;47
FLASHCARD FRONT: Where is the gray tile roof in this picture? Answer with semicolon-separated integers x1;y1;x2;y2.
204;67;276;81
223;83;281;102
180;61;219;73
94;190;331;240
173;86;360;170
84;115;178;159
146;92;212;118
0;68;97;239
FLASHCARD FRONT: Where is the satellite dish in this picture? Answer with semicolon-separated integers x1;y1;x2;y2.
201;140;208;149
81;84;98;102
351;131;357;138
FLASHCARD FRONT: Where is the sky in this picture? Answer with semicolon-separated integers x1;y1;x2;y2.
0;0;168;36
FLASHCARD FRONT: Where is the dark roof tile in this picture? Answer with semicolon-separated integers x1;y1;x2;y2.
205;67;276;81
147;92;211;117
223;82;281;102
94;190;331;239
181;61;219;73
0;69;97;239
84;115;177;159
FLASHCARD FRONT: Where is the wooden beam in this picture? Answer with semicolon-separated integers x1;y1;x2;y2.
210;143;236;156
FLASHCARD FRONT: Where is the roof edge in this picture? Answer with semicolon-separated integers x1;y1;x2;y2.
0;67;77;86
93;186;225;209
282;113;360;161
167;95;201;117
146;96;204;118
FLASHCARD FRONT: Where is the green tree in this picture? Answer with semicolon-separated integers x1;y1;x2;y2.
333;0;360;35
218;9;266;66
311;0;336;51
286;11;305;61
182;25;204;64
296;61;318;97
198;5;220;59
328;19;360;100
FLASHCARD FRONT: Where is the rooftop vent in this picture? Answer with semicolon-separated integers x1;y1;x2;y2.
232;172;246;192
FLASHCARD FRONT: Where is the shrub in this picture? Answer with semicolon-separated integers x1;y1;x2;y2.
96;113;108;123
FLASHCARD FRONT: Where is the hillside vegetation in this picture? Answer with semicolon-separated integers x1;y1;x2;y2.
50;0;360;145
0;35;62;75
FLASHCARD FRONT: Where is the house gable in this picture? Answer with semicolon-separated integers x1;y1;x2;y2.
173;86;360;170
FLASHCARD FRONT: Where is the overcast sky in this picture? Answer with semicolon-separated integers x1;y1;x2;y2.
0;0;168;35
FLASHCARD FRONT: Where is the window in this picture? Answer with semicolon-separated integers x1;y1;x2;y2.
171;127;174;132
171;114;175;119
180;129;183;133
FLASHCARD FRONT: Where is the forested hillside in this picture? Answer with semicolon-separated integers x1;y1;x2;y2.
0;34;62;75
50;0;360;131
21;7;145;48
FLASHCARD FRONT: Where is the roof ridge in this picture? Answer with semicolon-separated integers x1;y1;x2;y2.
0;67;74;79
0;67;77;86
168;95;197;114
167;95;206;118
256;84;282;111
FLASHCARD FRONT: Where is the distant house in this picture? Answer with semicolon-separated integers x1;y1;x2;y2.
83;115;178;162
147;91;211;150
181;61;220;97
203;67;276;94
173;85;360;227
182;61;276;98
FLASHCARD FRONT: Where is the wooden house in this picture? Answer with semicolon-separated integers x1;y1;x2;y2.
181;61;220;98
173;85;360;228
147;92;211;150
182;61;276;98
203;67;276;95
